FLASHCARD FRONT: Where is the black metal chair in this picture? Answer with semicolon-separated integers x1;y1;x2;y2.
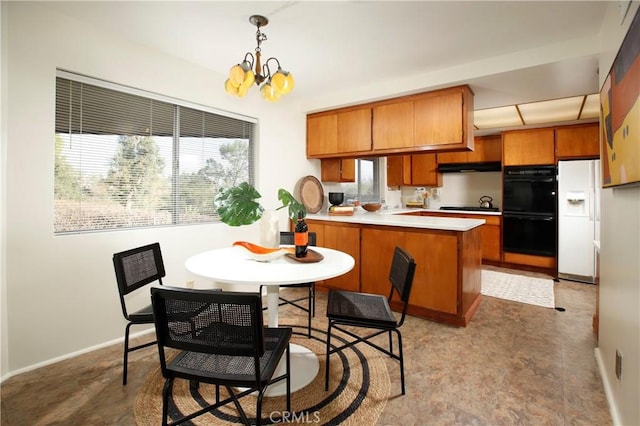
325;246;416;395
260;231;317;337
112;242;166;385
151;287;292;426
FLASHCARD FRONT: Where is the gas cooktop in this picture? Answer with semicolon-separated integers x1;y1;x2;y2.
439;206;500;212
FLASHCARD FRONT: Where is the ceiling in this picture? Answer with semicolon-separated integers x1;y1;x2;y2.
41;1;612;133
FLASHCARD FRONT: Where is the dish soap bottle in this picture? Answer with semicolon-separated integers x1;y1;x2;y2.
294;211;308;258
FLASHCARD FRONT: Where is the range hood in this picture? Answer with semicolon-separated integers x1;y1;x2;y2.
437;162;502;173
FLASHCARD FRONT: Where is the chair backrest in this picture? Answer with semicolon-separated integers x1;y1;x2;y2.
388;246;417;306
113;242;165;296
113;242;165;319
151;287;264;359
280;231;317;246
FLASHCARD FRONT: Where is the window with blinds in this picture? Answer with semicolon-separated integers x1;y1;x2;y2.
54;73;255;234
342;158;381;203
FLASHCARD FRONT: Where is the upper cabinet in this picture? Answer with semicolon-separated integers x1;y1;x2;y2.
372;101;414;150
307;114;337;157
387;153;442;187
307;107;372;157
503;128;555;166
413;89;467;148
411;154;442;187
437;135;501;164
307;85;473;159
338;108;373;153
320;158;355;182
502;123;600;167
555;123;599;160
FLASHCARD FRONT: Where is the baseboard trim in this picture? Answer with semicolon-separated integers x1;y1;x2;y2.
595;347;622;425
0;328;155;384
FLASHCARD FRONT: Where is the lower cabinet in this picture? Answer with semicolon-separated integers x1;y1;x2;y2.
306;221;360;292
360;227;459;315
410;212;501;263
308;218;482;326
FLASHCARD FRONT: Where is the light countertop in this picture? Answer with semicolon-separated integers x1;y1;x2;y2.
307;208;485;231
420;208;502;216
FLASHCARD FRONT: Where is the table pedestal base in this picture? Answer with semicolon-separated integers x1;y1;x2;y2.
252;343;319;397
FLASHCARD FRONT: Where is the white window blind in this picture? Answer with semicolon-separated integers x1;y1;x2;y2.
55;74;255;234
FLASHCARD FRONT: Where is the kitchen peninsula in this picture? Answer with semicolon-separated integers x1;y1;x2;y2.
305;210;485;326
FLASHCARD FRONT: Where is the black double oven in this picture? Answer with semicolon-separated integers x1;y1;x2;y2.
502;165;557;257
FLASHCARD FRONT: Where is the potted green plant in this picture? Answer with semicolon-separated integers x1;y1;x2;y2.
214;181;306;226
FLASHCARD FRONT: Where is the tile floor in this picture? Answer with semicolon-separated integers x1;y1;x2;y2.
1;268;611;425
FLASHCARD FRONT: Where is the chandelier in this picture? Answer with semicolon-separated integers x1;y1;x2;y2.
224;15;294;102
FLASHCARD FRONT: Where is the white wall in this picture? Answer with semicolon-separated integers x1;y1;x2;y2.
1;1;9;377
595;2;640;425
1;2;318;377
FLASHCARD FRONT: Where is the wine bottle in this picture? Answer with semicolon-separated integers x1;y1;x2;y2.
294;211;308;258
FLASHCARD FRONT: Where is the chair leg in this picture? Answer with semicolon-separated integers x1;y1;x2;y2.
325;322;332;391
256;391;263;426
310;284;315;317
307;293;312;338
162;378;174;426
227;386;250;425
123;322;133;385
286;343;291;412
395;329;406;395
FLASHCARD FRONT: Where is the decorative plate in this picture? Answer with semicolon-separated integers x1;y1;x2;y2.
285;249;324;263
299;176;324;214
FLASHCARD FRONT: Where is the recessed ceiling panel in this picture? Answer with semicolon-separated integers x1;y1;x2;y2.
518;96;585;124
580;94;600;119
474;106;522;129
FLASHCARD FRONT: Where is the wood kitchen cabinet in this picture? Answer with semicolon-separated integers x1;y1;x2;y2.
307;113;337;157
555;123;600;160
437;134;502;164
414;88;469;148
409;211;501;263
373;86;473;153
359;224;482;326
320;158;355;182
308;217;483;327
361;228;459;314
307;85;473;158
337;107;372;153
387;153;442;187
307;107;372;157
372;101;414;151
503;128;555;166
306;221;360;292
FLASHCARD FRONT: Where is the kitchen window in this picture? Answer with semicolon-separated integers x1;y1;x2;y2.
54;71;256;234
343;158;381;203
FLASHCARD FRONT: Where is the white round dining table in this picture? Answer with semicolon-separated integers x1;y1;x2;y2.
185;245;355;327
184;245;355;396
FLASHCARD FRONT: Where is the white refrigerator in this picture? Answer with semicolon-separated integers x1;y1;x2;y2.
557;159;600;283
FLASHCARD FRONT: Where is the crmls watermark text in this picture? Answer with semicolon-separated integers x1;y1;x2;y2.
269;410;321;424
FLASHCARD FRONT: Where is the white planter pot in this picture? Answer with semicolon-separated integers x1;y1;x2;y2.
258;210;279;248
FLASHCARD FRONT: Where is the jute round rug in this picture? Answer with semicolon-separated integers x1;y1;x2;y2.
134;324;390;425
